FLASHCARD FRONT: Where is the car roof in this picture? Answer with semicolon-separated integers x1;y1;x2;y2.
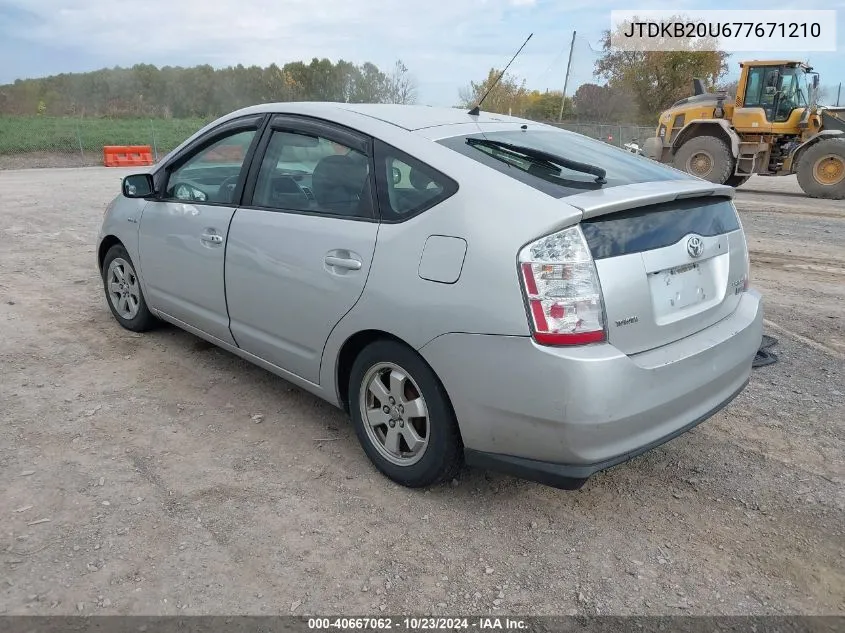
157;101;558;173
232;101;534;131
336;103;533;130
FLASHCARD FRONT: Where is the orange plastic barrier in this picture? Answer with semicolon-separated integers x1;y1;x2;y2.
103;145;154;167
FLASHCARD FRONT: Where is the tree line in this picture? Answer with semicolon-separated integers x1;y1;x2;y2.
0;58;418;118
458;70;641;123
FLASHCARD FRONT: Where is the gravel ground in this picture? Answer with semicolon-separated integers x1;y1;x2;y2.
0;152;101;170
0;169;842;616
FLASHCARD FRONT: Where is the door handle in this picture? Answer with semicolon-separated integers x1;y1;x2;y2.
201;233;223;244
324;255;362;270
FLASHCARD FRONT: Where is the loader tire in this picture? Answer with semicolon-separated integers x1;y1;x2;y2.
796;138;845;200
673;135;734;185
725;175;750;188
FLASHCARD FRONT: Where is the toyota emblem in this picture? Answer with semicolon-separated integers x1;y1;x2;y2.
686;235;704;258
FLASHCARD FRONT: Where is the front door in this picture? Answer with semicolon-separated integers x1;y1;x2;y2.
734;66;788;133
138;118;262;344
225;116;379;383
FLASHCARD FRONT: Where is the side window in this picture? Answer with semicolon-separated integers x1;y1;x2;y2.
761;68;780;108
744;68;763;107
375;142;458;221
251;130;373;218
164;129;257;204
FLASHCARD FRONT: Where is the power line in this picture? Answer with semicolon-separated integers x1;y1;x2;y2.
528;38;573;86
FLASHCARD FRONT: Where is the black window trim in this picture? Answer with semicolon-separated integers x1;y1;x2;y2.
152;113;269;208
372;139;459;224
238;114;379;223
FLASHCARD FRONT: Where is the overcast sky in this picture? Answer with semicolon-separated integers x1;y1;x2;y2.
1;0;843;106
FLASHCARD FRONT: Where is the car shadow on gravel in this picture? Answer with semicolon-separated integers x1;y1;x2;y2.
128;318;842;503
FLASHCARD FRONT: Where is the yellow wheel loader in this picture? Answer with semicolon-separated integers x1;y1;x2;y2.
643;61;845;199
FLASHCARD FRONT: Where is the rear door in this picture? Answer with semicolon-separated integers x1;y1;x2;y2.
576;193;748;355
138;115;264;344
225;115;379;383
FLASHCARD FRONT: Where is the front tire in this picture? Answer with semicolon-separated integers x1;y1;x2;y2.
101;244;158;332
673;135;734;184
796;138;845;200
348;340;462;488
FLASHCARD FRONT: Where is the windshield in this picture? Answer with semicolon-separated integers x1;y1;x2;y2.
779;67;810;109
438;129;690;198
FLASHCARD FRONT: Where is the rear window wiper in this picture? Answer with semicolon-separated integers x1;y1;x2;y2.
466;137;607;184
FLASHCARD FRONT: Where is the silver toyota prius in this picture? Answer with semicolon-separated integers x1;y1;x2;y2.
97;103;763;489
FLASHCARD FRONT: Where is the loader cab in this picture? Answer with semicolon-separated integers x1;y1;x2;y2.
736;62;813;130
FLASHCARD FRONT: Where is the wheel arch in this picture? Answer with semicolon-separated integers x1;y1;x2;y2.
335;330;416;413
786;130;845;173
671;120;740;158
98;235;124;273
334;329;459;423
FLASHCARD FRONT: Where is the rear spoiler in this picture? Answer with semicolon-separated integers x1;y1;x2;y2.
563;180;735;220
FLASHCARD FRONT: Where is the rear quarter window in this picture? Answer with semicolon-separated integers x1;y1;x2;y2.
437;129;691;198
374;139;458;222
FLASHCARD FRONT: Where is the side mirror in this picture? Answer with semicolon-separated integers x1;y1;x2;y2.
392;166;402;185
122;174;155;198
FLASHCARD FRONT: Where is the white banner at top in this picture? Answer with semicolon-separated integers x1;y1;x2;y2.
610;10;837;52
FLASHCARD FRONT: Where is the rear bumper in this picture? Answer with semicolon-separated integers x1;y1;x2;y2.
419;290;763;488
464;377;747;489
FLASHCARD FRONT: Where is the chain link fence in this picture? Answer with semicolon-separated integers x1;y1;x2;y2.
0;115;658;170
549;122;656;149
0;116;209;169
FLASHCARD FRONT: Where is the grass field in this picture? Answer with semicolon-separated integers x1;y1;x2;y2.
0;116;210;158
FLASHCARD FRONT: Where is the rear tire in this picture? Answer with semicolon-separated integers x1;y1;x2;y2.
348;340;462;488
796;138;845;200
101;245;158;332
673;135;734;184
725;175;750;188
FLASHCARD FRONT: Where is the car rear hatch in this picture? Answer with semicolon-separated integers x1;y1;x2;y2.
566;181;748;356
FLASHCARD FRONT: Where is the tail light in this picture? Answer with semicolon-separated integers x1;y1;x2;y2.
518;225;606;346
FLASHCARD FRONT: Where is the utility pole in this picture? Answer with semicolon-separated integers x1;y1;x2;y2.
837;82;842;107
558;30;576;122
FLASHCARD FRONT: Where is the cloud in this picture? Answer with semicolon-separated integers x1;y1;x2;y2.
4;0;520;61
0;0;841;106
0;0;589;103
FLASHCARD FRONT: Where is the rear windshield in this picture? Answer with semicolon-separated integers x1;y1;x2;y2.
437;129;691;198
581;197;741;259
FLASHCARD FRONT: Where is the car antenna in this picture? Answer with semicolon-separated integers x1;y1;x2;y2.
468;33;533;116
